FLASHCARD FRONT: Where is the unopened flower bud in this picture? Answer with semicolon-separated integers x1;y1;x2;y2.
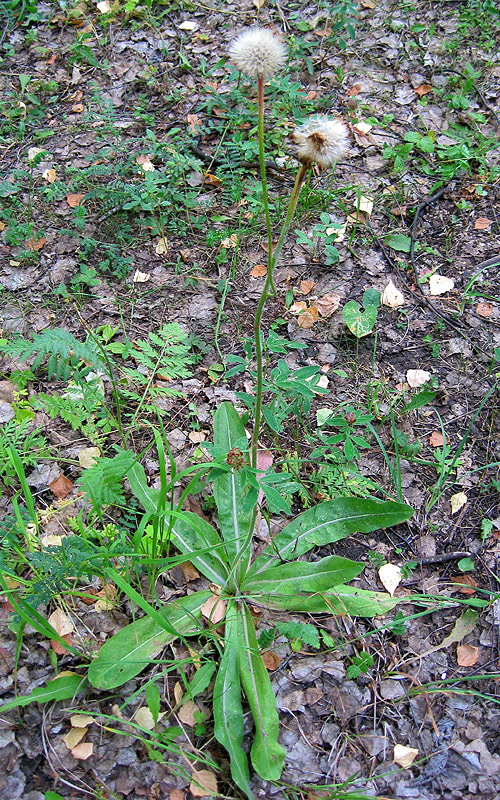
290;115;349;170
229;27;287;80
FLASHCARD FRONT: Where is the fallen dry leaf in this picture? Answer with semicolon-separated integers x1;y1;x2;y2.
51;632;73;655
132;269;151;283
177;699;199;726
188;431;206;443
346;83;361;96
28;146;45;162
135;706;155;730
78;446;101;468
414;83;432;98
180;561;201;583
178;19;197;30
262;650;282;671
71;742;93;760
96;0;111;11
429;274;454;295
203;172;222;187
476;302;493;317
289;301;307;314
70;714;94;728
27;235;46;251
429;431;444;447
453;575;477;595
48;608;74;636
63;727;87;749
382;279;405;308
43;168;57;183
71;103;84;113
474;217;491;230
221;233;238;249
156;237;168;255
315;293;341;317
297;310;317;329
394;744;419;768
136;154;155;172
406;369;431;388
450;491;467;514
201;594;226;625
300;280;315;295
457;643;479;667
49;472;73;499
378;563;402;596
189;769;218;798
67;193;85;208
187;113;202;133
358;195;373;215
250;263;267;277
170;790;184;800
353;121;372;134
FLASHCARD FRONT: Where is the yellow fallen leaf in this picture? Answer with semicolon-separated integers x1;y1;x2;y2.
201;594;226;625
132;269;151;283
378;563;402;596
42;169;57;183
353;121;372;134
156;237;168;255
300;280;315;295
394;744;419;768
134;706;155;730
450;491;467;514
250;263;267;277
382;279;405;308
429;274;454;295
189;769;218;797
289;301;307;314
48;608;74;636
406;369;431;388
28;146;45;162
63;727;87;749
188;431;206;443
70;715;94;728
457;643;479;667
358;195;373;215
177;699;198;726
78;446;101;469
71;742;93;760
315;293;341;317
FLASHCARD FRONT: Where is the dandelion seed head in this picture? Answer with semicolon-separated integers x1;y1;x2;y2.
229;27;287;80
291;115;350;170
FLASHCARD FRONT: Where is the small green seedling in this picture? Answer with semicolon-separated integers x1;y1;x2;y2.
343;288;381;338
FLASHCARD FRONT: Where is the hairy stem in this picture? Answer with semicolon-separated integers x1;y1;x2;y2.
251;162;309;468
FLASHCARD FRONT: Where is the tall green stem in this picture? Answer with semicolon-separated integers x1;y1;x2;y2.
251;162;309;468
257;77;274;295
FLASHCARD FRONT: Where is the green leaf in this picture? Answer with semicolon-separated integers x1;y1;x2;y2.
88;591;211;689
188;661;217;699
248;498;413;577
237;603;285;780
0;674;86;712
386;234;412;253
213;403;254;578
213;600;252;800
274;621;320;649
146;683;161;725
171;511;228;586
398;390;436;414
127;459;162;513
458;557;475;572
242;554;362;598
343;301;377;338
363;288;381;308
259;584;398;617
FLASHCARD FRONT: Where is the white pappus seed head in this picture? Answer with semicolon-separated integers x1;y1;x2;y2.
290;115;350;170
229;27;288;80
